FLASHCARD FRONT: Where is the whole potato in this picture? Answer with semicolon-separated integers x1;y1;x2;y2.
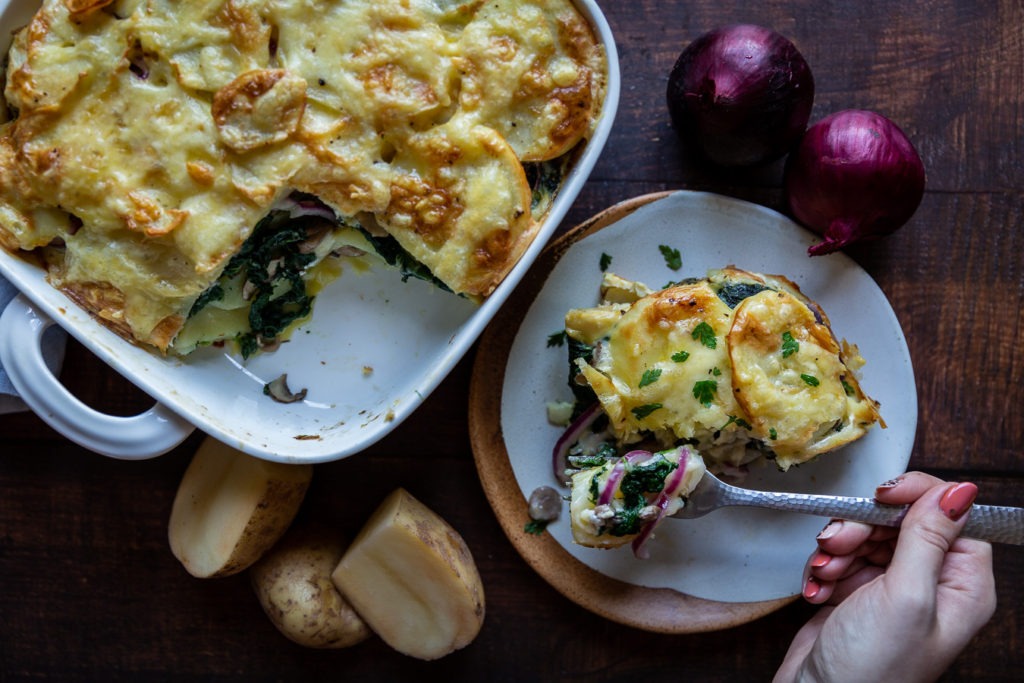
250;525;371;649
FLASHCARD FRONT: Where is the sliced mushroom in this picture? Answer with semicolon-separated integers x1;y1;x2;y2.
264;374;307;403
527;485;562;523
241;280;259;301
297;221;334;254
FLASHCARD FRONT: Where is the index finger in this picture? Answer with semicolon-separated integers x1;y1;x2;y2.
874;471;947;505
886;481;975;591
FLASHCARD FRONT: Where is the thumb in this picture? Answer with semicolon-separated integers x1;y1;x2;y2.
886;482;977;590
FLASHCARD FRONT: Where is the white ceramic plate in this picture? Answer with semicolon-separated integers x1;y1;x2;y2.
500;191;917;603
0;0;620;461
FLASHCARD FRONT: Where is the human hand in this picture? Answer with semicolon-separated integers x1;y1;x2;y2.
774;472;996;683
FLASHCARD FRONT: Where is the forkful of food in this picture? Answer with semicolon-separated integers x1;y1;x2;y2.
558;445;1023;560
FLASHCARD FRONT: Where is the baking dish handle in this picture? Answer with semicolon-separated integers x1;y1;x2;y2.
0;295;195;459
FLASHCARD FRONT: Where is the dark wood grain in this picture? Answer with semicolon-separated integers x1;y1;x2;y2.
2;1;1022;681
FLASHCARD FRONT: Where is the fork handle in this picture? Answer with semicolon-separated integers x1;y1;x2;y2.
723;488;1024;545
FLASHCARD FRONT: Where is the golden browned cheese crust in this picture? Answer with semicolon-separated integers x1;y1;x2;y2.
0;0;607;351
566;267;883;471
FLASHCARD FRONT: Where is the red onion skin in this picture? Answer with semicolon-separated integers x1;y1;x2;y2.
784;109;926;256
551;402;602;487
667;24;814;167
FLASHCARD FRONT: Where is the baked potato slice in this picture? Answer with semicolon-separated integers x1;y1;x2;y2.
455;0;605;161
728;289;880;470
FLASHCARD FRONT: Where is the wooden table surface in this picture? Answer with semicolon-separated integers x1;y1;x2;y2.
2;1;1021;681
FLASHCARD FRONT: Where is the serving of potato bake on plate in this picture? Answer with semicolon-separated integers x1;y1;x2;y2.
0;0;619;460
469;191;917;630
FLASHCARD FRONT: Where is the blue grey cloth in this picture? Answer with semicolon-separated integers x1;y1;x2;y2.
0;275;67;414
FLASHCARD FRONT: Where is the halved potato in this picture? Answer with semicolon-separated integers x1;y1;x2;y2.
250;525;371;648
331;488;485;660
168;436;312;578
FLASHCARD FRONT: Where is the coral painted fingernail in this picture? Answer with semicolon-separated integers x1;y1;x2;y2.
817;520;842;540
939;482;978;521
810;551;831;568
803;576;821;600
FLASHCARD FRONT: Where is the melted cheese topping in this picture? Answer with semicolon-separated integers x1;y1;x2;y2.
577;281;738;444
456;0;601;162
728;289;878;469
566;268;883;471
0;0;606;351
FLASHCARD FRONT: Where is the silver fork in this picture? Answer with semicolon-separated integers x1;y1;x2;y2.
671;471;1024;545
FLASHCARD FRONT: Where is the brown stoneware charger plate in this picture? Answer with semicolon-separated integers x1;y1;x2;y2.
467;191;916;633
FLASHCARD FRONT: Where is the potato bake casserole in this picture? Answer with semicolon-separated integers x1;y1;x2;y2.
0;0;607;355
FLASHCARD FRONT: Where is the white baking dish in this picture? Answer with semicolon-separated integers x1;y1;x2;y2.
0;0;620;462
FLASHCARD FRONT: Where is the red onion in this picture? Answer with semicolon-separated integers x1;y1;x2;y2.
785;109;926;256
598;461;626;506
551;403;601;486
597;450;653;506
631;447;692;559
666;24;814;167
622;449;656;464
276;193;339;222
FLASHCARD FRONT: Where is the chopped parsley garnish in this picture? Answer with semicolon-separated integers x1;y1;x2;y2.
631;403;663;420
711;366;722;377
801;374;820;387
692;379;717;407
841;379;855;396
638;368;662;388
781;331;799;358
599;252;613;271
769;427;778;440
691;322;717;349
659;244;682;270
524;519;550;535
722;415;753;431
671;350;690;363
547;330;567;347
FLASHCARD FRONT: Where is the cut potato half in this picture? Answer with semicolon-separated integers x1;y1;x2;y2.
168;436;312;578
331;488;485;660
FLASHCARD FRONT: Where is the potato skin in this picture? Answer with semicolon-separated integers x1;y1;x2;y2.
218;477;313;576
250;526;371;649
